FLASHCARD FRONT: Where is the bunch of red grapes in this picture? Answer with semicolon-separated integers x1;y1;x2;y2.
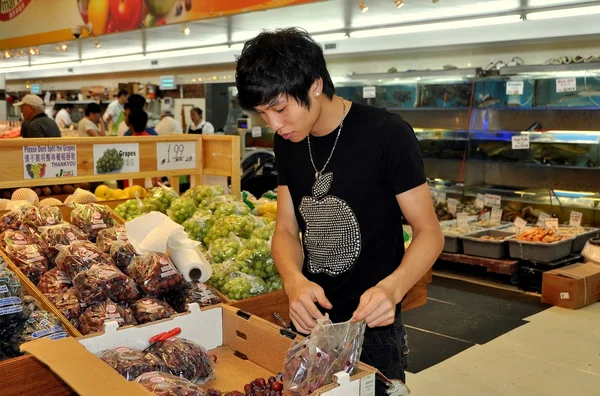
206;376;284;396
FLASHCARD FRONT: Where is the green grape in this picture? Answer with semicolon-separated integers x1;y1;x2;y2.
182;209;214;245
167;197;198;224
115;199;142;221
221;274;267;301
212;200;252;218
198;195;234;213
252;221;276;240
182;184;225;205
204;214;260;245
209;236;243;263
141;186;179;214
235;238;278;280
206;261;240;289
267;275;283;292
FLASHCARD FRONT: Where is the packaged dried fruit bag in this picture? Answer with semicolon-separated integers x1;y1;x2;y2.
47;287;82;330
79;299;137;335
70;203;115;242
96;225;128;254
163;282;222;313
72;263;140;305
283;316;367;395
99;348;166;381
4;243;50;284
40;223;88;262
130;298;176;324
37;268;72;295
149;338;216;384
135;371;206;396
55;240;112;280
127;252;186;297
110;240;137;271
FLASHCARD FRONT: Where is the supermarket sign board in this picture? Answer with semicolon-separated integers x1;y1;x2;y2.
22;145;77;180
0;0;31;21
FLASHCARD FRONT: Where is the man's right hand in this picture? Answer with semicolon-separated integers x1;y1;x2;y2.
286;275;333;334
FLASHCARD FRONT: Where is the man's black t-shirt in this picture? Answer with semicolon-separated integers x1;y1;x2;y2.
274;102;426;323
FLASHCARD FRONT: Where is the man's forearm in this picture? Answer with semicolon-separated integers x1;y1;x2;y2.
378;227;444;304
272;229;305;288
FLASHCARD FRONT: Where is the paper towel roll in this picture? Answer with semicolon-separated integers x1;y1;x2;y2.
167;245;213;283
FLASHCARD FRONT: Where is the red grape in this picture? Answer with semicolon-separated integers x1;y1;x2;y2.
268;376;276;384
271;382;283;391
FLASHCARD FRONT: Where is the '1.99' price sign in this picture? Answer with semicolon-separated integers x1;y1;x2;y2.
157;142;196;171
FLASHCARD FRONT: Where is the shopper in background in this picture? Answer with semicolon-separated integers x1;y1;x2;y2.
78;103;105;137
236;28;444;393
155;110;183;135
14;94;61;138
54;104;73;128
117;102;132;136
103;89;128;133
188;107;214;134
124;110;158;136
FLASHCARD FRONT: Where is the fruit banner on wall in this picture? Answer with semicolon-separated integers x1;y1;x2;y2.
0;0;322;50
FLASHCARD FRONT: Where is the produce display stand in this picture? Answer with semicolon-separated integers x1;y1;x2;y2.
0;135;241;196
438;252;519;276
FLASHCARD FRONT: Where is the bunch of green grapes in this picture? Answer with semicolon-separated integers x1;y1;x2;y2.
96;149;123;174
198;195;233;213
204;214;259;245
209;236;243;264
182;210;214;244
141;187;179;214
206;261;240;289
221;274;267;301
235;238;278;280
252;221;276;240
167;197;198;224
114;199;142;221
212;200;252;218
266;275;283;293
182;184;225;205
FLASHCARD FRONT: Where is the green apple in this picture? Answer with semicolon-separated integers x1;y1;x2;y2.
145;0;174;16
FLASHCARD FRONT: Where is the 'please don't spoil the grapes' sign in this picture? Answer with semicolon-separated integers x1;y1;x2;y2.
22;145;78;179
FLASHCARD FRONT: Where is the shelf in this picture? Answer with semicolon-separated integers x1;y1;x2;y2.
499;63;600;76
349;67;482;81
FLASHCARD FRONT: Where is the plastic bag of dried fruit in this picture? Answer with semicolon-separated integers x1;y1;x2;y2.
47;287;82;330
99;348;166;381
55;240;112;280
283;315;367;396
72;263;140;305
39;223;88;262
70;203;115;242
149;337;216;384
0;206;25;233
3;243;50;284
79;298;137;335
96;225;128;254
126;252;186;297
163;282;222;313
37;268;72;295
110;240;137;272
130;297;176;324
135;371;206;396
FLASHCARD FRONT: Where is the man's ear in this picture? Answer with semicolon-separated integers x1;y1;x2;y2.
312;78;324;96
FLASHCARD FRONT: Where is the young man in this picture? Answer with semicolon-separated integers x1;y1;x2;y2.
54;104;73;128
78;103;105;137
236;28;444;392
14;94;61;138
124;110;158;136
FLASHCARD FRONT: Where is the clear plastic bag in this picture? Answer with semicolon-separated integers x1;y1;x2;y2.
167;197;198;225
96;225;128;254
181;184;225;206
149;338;216;384
204;214;262;245
208;233;244;264
0;263;31;339
142;185;180;214
283;316;367;395
127;252;187;297
79;298;137;335
163;282;223;313
206;260;240;290
235;238;278;280
0;207;24;233
40;223;88;261
38;206;63;227
182;210;214;245
37;268;72;295
130;298;176;324
55;240;112;280
47;287;82;330
110;240;137;272
70;203;115;242
99;347;166;381
9;309;68;354
220;272;267;301
252;221;276;240
114;199;143;222
212;199;252;218
135;371;206;396
72;263;140;305
3;243;50;284
0;226;43;250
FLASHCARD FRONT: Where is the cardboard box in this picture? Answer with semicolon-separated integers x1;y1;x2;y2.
22;304;377;396
541;263;600;309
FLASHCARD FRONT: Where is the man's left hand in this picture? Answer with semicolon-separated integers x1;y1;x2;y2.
351;285;398;328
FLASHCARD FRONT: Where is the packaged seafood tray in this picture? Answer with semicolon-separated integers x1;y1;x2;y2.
460;229;516;259
557;226;600;253
507;237;574;263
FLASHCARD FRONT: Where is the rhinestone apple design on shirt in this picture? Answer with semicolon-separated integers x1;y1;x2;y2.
299;172;361;276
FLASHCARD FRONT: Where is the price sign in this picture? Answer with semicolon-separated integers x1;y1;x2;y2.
447;198;458;215
457;213;469;229
475;194;485;209
556;78;576;93
512;135;530;150
514;217;527;233
363;86;376;99
537;212;551;227
545;218;559;230
437;192;447;204
506;81;524;95
569;211;583;227
484;194;501;208
491;208;503;224
156;142;196;171
251;127;262;138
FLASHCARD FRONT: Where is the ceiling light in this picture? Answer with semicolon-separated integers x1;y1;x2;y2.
312;33;349;42
351;15;522;38
28;48;35;56
3;50;10;59
359;0;368;13
55;45;60;52
527;5;600;20
394;0;404;7
61;43;68;51
95;38;101;48
34;48;40;55
19;49;25;56
182;24;190;35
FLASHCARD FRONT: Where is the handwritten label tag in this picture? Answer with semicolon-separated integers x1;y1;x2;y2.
545;218;559;230
556;78;576;93
491;208;503;224
484;194;501;208
512;135;530;150
475;194;485;210
457;213;469;229
447;198;458;215
569;211;583;227
363;86;376;99
537;212;551;227
156;142;196;171
514;217;527;233
437;192;447;204
506;81;524;95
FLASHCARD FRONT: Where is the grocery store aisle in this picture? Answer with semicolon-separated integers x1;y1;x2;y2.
403;277;600;395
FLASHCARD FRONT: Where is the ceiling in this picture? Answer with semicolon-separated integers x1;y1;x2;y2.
1;0;600;79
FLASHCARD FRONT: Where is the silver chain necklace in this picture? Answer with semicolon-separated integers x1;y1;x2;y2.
308;98;347;180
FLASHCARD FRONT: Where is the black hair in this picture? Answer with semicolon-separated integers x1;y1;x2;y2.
64;104;74;110
191;107;203;117
123;102;131;110
117;89;128;98
127;94;146;111
235;27;335;111
128;110;148;133
84;103;101;116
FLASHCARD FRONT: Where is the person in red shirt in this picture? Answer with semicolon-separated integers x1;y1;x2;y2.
123;110;157;136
